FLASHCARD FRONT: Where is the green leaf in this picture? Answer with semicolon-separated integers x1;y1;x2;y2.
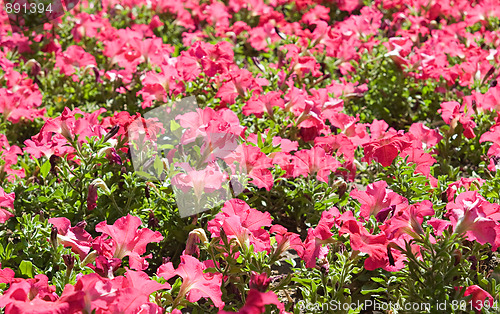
20;260;33;278
370;277;386;283
154;157;164;177
40;159;51;178
360;286;386;294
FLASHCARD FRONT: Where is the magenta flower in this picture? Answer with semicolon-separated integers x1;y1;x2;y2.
158;254;224;309
0;274;84;314
171;162;226;200
95;215;163;270
0;187;14;223
462;285;494;312
87;184;98;211
55;45;97;77
48;217;93;259
445;192;500;249
350;180;407;220
208;199;272;253
219;289;288;314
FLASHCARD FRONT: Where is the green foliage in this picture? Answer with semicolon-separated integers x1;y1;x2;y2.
292;247;363;314
346;50;446;129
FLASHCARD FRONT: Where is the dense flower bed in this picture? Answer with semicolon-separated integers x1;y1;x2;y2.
1;0;500;313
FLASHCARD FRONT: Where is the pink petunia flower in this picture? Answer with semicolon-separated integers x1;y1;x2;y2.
158;254;224;309
95;215;163;270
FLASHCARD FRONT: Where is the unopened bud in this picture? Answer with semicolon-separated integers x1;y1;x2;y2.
251;57;265;72
275;26;286;40
90;178;111;195
62;254;75;271
184;228;209;256
87;185;98;211
452;249;462;266
80;250;97;267
148;211;159;229
250;272;271;292
26;59;41;78
103;125;120;143
49;155;60;175
50;226;59;250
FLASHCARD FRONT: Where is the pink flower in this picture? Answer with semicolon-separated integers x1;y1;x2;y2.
73;270;170;313
0;187;15;223
0;134;25;181
224;144;274;191
109;269;170;313
55;45;97;77
445;178;485;203
24;107;107;158
48;217;93;259
446;191;500;249
300;207;339;268
315;134;356;161
0;87;44;124
171;162;227;200
158;255;224;309
479;124;500;171
462;285;494;312
176;107;245;146
269;225;303;261
350;181;407;220
247;22;281;52
438;101;477;139
216;68;266;105
0;263;14;284
138;64;184;108
408;122;443;148
95;215;163;270
400;147;438;186
338;211;404;271
219;289;288;314
249;272;271;292
242;91;285;118
0;275;85;314
208;199;272;253
362;134;412;167
381;200;435;240
291;146;340;183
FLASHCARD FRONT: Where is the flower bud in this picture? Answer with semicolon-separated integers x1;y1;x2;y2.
50;226;59;250
103;125;120;143
184;228;209;257
452;249;462;266
25;59;41;78
87;184;98;211
49;155;60;175
90;178;111;195
148;211;159;229
80;251;97;267
62;254;75;271
105;148;122;165
249;272;271;292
